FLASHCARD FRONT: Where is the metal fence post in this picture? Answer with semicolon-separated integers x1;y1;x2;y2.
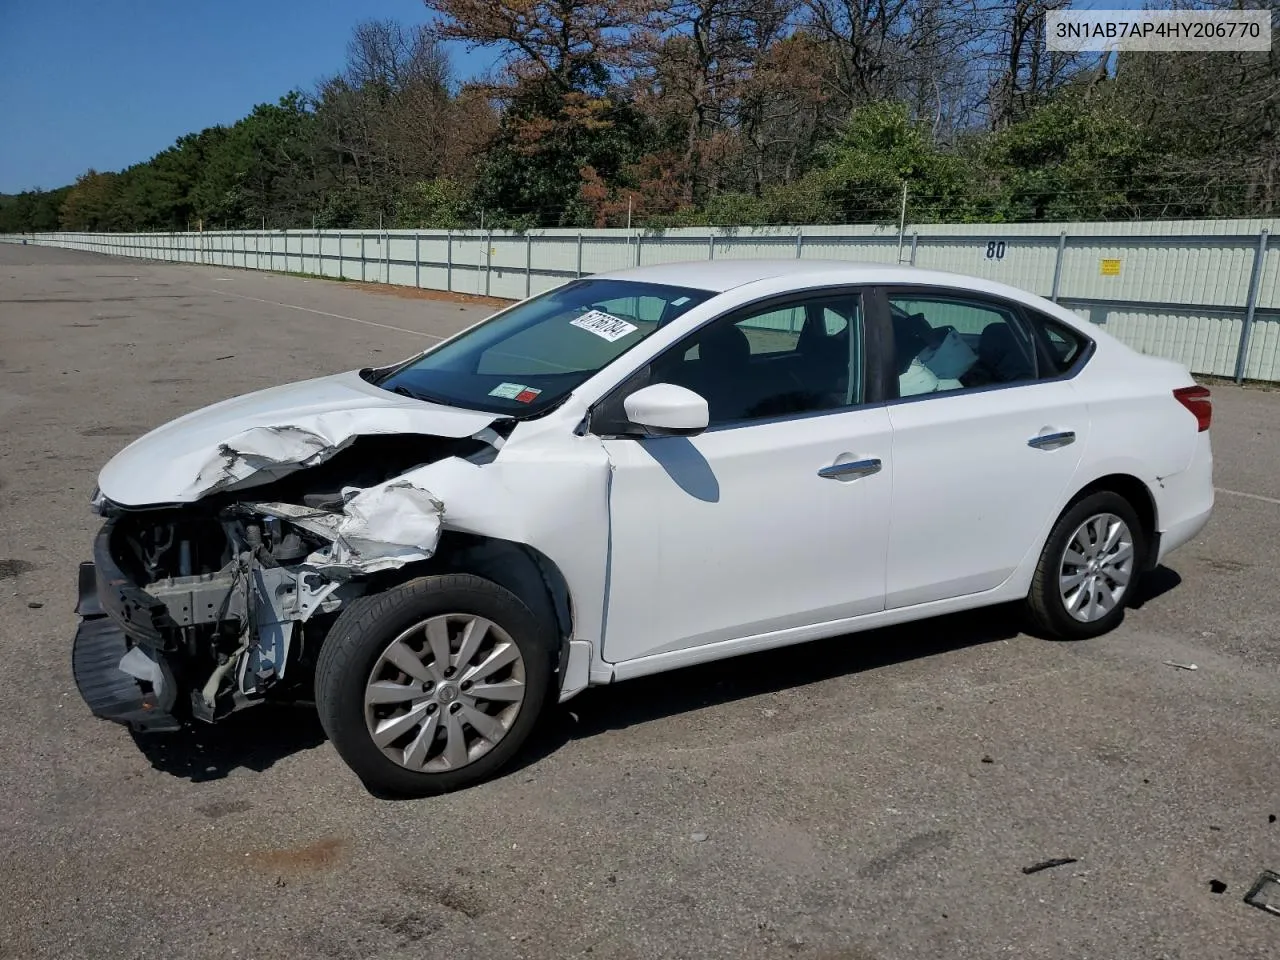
360;233;366;282
414;232;421;289
385;229;391;283
795;231;803;259
526;232;533;297
446;230;453;292
910;231;919;266
635;232;643;267
1050;232;1068;302
485;230;493;296
1234;228;1270;383
576;232;584;277
708;233;716;260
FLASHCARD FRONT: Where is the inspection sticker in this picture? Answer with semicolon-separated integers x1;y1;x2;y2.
514;387;542;404
488;382;528;399
570;309;638;342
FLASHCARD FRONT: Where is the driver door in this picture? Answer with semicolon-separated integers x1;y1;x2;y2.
595;290;893;667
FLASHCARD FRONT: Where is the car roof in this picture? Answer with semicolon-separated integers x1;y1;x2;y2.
591;258;978;294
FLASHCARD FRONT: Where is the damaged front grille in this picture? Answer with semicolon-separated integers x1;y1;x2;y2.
99;506;359;723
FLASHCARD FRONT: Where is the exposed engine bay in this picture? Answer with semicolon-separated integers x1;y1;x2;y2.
78;430;502;728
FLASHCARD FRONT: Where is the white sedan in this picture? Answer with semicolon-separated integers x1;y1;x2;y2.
73;260;1214;795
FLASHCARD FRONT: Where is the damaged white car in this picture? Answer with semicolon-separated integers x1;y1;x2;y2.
73;260;1214;795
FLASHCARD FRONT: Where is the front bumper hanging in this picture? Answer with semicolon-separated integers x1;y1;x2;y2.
71;561;181;733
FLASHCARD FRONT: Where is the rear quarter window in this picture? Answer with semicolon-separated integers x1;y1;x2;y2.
1028;312;1090;376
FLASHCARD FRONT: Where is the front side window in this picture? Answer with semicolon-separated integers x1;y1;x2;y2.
374;279;715;415
889;294;1038;398
650;294;864;425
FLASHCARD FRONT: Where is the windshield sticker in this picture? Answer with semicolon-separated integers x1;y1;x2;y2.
488;382;528;400
569;309;639;343
514;387;542;404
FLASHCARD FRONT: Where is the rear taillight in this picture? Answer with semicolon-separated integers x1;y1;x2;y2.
1173;385;1212;432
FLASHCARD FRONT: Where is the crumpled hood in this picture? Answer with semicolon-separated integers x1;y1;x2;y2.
98;369;498;506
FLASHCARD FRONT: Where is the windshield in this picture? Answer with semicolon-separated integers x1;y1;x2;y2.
375;278;716;415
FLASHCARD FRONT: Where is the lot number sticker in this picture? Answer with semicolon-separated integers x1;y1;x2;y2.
570;309;639;342
1100;258;1122;276
489;382;528;399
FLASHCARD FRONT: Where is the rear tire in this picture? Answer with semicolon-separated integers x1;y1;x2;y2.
315;574;555;796
1026;491;1146;640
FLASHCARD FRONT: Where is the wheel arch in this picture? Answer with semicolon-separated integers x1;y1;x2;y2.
365;532;574;670
1061;473;1159;568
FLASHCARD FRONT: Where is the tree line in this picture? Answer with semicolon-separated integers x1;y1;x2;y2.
2;1;1278;234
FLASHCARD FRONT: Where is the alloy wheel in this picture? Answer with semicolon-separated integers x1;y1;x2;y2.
1058;512;1135;623
363;614;527;772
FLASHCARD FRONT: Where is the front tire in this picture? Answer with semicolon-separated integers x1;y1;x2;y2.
1026;491;1145;640
315;574;554;796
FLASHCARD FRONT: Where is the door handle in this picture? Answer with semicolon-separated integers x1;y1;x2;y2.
818;458;882;481
1028;431;1076;450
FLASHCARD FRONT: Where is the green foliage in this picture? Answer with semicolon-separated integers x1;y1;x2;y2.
190;94;321;228
811;102;980;223
0;187;69;232
59;171;126;230
982;98;1151;221
472;78;658;228
394;178;470;228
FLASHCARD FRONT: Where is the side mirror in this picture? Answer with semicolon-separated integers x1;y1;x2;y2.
622;383;709;437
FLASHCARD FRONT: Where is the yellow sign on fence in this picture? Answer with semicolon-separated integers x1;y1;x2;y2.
1100;258;1122;276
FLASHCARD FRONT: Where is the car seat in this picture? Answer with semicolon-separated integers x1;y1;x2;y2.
691;324;753;421
977;322;1035;383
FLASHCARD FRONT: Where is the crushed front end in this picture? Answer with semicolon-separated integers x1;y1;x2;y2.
73;500;363;731
69;365;513;734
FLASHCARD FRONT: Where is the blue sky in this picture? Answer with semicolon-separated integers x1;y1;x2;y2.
0;0;493;193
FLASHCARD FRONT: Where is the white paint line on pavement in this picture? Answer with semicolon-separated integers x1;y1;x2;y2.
1215;487;1280;506
188;284;445;340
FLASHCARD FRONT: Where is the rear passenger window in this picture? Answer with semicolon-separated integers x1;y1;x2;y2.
889;295;1037;398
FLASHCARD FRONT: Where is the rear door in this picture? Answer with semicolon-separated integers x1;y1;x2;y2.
875;287;1092;608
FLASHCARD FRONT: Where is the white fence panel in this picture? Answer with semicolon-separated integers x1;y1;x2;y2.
6;218;1279;381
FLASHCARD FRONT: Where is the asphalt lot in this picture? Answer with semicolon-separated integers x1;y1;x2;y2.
1;242;1277;960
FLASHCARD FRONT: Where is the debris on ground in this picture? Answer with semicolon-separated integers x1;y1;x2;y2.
690;832;708;843
1209;879;1227;894
1243;870;1280;916
1163;660;1199;671
981;755;994;764
1021;858;1078;875
26;601;42;609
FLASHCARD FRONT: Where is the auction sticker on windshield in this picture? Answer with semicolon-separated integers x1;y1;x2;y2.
489;382;530;399
570;309;638;342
